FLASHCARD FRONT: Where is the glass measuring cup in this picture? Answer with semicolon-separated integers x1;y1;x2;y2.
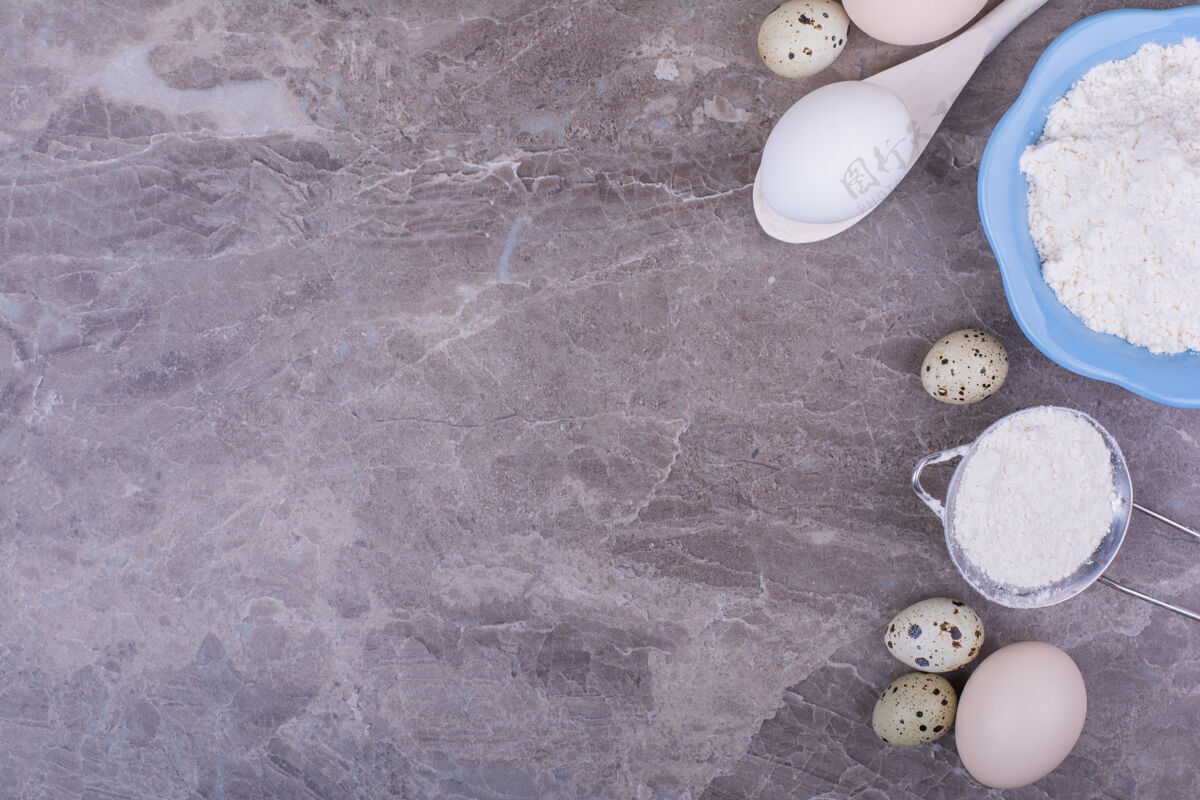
912;406;1200;621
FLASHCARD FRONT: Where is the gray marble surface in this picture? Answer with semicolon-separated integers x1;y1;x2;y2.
2;2;1198;798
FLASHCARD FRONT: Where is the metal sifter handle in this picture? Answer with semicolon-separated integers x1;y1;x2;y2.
1099;506;1200;623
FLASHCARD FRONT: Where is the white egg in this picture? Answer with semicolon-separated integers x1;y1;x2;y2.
872;672;957;747
921;329;1009;405
759;81;914;224
885;597;985;672
844;0;988;46
758;1;850;79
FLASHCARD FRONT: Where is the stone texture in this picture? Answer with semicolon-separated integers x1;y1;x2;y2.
1;2;1198;798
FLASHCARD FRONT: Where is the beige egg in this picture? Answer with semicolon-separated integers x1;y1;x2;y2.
844;0;987;46
872;672;957;747
921;329;1008;404
955;642;1087;789
757;0;850;79
885;597;984;672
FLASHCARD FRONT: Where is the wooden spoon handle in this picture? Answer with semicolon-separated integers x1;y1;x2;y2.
971;0;1055;59
867;0;1052;156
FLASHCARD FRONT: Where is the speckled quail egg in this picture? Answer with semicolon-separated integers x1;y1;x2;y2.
757;0;850;79
921;329;1008;404
885;597;984;672
872;672;957;747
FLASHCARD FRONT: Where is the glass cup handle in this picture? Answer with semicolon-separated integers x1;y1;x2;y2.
911;445;970;523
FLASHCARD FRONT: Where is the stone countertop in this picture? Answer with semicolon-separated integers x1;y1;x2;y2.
1;2;1197;798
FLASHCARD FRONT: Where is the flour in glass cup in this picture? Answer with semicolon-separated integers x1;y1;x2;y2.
950;407;1122;590
1020;38;1200;354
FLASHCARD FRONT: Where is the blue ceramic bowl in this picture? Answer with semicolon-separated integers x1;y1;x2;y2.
979;6;1200;408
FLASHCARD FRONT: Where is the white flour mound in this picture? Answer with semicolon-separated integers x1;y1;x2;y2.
1020;39;1200;354
951;408;1119;590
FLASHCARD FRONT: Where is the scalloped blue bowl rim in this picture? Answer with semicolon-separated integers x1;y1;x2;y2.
979;6;1200;409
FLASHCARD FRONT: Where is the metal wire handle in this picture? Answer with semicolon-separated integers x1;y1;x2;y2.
1098;505;1200;623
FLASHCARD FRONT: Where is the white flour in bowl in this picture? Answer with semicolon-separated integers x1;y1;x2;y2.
950;407;1119;590
1020;38;1200;354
